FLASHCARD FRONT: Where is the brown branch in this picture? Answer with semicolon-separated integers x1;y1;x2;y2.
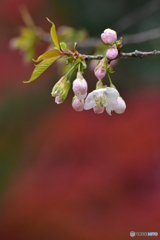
38;28;160;61
83;50;160;61
118;50;160;59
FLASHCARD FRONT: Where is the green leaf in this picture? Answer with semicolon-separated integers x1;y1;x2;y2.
24;56;60;83
34;49;60;62
46;18;60;49
60;42;67;51
81;61;87;69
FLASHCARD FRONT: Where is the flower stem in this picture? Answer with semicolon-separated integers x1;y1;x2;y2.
107;71;112;86
65;63;79;78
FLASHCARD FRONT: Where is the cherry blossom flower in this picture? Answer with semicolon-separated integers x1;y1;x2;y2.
84;87;126;115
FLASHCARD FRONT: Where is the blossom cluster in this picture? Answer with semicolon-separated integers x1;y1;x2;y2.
51;28;126;115
51;70;126;115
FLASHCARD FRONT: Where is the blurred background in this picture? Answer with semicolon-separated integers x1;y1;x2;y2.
0;0;160;239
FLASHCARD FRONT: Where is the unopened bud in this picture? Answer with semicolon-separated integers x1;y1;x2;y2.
53;78;71;104
101;28;117;44
106;46;118;60
72;96;84;111
51;76;67;97
94;66;106;80
73;71;88;100
94;57;107;80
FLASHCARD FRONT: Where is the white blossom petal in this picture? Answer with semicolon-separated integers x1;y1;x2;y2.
84;92;96;110
106;87;119;99
106;105;113;115
113;96;126;114
84;88;108;110
93;105;104;114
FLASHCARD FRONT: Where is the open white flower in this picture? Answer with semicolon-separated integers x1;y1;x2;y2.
84;87;126;115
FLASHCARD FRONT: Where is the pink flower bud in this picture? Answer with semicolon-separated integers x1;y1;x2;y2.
72;96;84;111
93;105;104;114
101;28;117;44
73;77;88;100
106;46;118;60
94;66;106;80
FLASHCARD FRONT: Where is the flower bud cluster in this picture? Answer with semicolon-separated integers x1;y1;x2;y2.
51;28;126;115
51;68;126;115
101;28;118;60
72;71;88;112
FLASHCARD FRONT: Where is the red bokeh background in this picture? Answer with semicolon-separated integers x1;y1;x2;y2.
0;0;160;239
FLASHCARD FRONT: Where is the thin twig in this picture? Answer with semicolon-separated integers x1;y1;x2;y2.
83;50;160;61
